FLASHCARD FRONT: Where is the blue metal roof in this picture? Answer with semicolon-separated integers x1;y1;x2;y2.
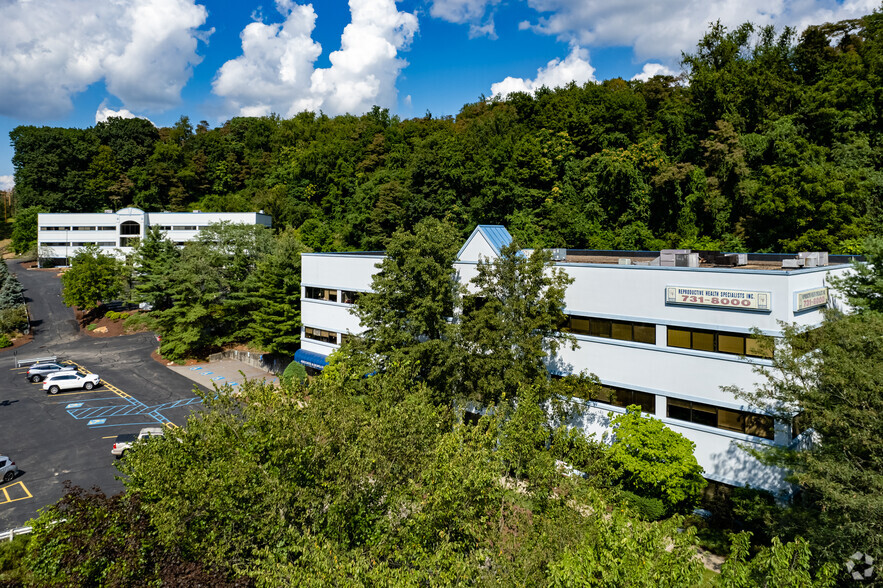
294;349;329;370
457;225;513;259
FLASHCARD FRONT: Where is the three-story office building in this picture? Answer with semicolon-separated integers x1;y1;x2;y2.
298;225;855;493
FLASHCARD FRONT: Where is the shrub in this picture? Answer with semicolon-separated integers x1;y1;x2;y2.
105;310;130;321
605;406;707;513
87;324;98;331
281;360;308;387
620;490;666;521
0;533;30;583
0;305;27;334
0;334;11;348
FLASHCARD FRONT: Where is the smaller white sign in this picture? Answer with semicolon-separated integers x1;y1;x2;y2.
794;287;828;312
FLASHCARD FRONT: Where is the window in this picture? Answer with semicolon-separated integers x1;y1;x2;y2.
667;398;774;439
120;221;140;235
667;327;772;358
593;386;656;414
304;327;337;344
341;290;361;305
72;226;95;231
339;333;358;346
42;226;69;231
304;286;338;303
43;242;67;247
562;315;656;345
96;226;115;231
97;242;115;247
172;225;197;231
159;226;172;231
71;242;95;247
119;237;140;248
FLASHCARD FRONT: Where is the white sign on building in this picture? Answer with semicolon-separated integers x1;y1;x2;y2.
665;286;772;311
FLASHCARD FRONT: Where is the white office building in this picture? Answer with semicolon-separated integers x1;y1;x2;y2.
37;207;272;266
298;225;856;493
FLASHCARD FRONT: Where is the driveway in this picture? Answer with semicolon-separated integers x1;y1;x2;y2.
0;261;209;528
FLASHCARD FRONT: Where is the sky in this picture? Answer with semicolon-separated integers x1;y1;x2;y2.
0;0;878;191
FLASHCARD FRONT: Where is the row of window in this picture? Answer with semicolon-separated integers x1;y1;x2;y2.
567;380;774;439
562;314;771;358
304;327;339;344
562;315;656;344
42;242;116;247
667;327;772;358
158;225;200;231
304;287;361;305
42;226;116;231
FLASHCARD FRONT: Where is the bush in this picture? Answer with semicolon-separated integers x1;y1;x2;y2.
0;533;30;583
87;324;98;331
0;334;11;348
123;312;155;333
105;310;130;321
281;360;308;387
620;490;666;521
0;305;27;334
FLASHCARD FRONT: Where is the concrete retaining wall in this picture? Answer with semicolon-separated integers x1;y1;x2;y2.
208;350;288;374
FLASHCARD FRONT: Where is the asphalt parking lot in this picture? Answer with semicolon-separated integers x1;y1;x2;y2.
0;261;210;528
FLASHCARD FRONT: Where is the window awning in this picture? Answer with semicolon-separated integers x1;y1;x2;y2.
294;349;329;370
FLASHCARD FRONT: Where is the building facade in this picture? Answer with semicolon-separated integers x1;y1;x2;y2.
37;207;272;266
298;225;855;493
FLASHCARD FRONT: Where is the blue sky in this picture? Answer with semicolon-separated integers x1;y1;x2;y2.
0;0;875;190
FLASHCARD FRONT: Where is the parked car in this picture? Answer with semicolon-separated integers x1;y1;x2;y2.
26;362;76;382
112;427;164;458
42;371;100;394
0;456;18;483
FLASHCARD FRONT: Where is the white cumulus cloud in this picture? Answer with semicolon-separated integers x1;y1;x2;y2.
491;45;595;98
0;0;209;119
95;103;156;125
0;176;13;192
430;0;500;38
519;0;881;61
631;63;677;82
213;0;418;118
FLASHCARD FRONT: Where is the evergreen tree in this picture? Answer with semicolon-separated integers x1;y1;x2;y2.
246;227;307;355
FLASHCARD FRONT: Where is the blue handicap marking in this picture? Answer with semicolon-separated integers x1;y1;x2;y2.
230;382;239;386
202;371;214;376
212;376;225;381
87;418;107;426
66;402;83;408
189;366;202;371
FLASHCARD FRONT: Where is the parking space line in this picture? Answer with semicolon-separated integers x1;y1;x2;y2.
0;481;33;505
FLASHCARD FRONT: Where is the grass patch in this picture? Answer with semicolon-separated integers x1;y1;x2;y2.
86;323;98;331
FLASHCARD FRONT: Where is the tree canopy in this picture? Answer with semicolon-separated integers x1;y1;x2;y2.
11;11;883;254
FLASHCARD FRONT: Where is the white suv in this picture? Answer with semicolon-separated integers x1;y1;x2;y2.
43;371;101;394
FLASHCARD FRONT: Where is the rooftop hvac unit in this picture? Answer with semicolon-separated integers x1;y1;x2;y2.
550;248;566;261
618;258;632;265
799;251;828;266
798;252;819;267
675;253;700;267
660;249;691;267
782;259;805;269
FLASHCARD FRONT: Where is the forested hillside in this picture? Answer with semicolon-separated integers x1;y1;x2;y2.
11;14;883;254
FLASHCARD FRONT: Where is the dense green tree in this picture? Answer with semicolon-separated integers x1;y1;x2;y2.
130;226;181;310
11;205;45;255
605;406;707;513
60;245;125;311
245;227;307;355
459;242;574;403
351;217;462;400
734;308;883;569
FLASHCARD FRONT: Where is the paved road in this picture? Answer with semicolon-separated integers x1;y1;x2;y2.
0;261;208;528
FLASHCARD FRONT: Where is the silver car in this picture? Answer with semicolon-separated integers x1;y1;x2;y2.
26;362;76;382
0;456;18;483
